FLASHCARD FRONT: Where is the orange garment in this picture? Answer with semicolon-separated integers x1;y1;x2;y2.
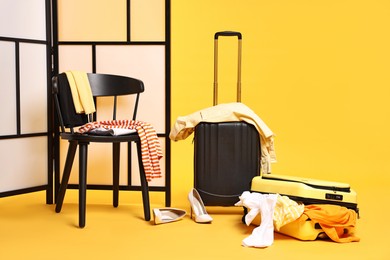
77;119;163;181
304;204;360;243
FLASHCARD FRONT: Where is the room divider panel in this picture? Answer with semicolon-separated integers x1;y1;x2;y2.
0;0;170;207
52;0;171;206
0;0;53;203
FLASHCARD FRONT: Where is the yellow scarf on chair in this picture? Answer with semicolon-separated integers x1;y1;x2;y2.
64;71;96;115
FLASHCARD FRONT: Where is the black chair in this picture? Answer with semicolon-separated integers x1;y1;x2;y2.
52;72;150;228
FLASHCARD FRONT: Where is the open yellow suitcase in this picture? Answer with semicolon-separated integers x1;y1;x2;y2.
245;174;359;241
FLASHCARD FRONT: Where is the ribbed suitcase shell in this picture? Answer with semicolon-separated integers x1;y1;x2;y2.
194;121;260;206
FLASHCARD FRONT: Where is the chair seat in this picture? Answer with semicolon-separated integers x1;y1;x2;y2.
60;132;140;143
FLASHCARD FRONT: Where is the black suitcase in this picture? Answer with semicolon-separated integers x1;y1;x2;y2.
194;31;261;206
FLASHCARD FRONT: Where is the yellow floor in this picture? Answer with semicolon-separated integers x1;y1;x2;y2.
0;185;389;260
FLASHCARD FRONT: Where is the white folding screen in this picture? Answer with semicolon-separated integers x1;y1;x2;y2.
0;0;47;40
20;43;48;134
0;138;47;192
96;45;166;133
54;0;170;203
0;0;51;201
0;0;169;202
0;41;17;136
130;0;165;41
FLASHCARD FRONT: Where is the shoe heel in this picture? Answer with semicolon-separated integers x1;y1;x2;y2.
188;188;213;224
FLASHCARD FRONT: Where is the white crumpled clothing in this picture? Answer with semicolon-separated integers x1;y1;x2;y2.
236;192;278;247
235;191;304;248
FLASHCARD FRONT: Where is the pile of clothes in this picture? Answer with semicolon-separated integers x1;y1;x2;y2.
235;191;360;248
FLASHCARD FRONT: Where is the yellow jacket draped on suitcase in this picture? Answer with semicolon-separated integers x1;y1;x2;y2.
169;102;276;174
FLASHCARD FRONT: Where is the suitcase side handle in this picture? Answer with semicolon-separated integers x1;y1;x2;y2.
214;31;242;39
214;31;242;105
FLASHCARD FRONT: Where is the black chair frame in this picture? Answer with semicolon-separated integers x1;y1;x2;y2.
52;72;151;228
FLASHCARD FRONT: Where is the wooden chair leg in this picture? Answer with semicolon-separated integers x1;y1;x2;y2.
136;141;150;221
78;142;88;228
55;141;77;213
113;143;120;208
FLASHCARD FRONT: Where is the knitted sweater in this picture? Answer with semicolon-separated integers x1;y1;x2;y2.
77;119;163;181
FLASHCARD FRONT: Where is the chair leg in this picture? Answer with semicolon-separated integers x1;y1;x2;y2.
136;141;150;221
78;142;88;228
55;141;78;213
113;143;120;208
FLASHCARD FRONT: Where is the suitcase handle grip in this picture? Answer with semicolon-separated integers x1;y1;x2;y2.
214;31;242;105
214;31;242;39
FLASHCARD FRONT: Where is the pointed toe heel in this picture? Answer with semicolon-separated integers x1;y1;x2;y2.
153;208;187;225
188;188;213;223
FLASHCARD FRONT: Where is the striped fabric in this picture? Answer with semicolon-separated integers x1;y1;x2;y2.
77;120;163;181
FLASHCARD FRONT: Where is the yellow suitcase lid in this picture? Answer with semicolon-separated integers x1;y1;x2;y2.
262;174;351;192
251;174;358;207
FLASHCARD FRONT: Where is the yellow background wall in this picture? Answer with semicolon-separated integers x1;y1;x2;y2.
170;0;390;205
2;2;389;259
55;0;390;206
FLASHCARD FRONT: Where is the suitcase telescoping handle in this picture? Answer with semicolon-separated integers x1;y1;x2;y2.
214;31;242;106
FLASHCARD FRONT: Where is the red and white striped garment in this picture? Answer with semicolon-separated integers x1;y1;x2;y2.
77;119;163;181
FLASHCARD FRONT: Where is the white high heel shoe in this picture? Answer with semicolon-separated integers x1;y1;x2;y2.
153;208;186;225
188;188;213;223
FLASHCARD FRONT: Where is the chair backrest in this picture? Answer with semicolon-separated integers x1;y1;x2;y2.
52;73;144;133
